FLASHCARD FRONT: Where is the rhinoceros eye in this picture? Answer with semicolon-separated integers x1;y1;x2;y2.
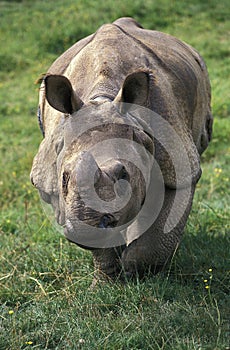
62;171;70;199
37;105;45;137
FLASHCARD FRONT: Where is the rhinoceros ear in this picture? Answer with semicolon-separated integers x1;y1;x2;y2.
115;71;150;106
44;74;83;114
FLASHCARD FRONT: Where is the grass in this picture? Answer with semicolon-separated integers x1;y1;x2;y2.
0;0;229;349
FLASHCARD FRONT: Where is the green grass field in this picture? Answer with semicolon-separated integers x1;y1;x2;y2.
0;0;229;349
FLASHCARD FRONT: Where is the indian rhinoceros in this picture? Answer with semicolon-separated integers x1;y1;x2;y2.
31;17;213;281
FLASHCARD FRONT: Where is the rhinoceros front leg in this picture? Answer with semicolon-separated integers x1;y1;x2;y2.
91;246;125;283
121;185;196;278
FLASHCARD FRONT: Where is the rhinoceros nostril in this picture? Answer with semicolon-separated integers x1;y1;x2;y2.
110;163;130;182
99;214;117;229
117;165;129;181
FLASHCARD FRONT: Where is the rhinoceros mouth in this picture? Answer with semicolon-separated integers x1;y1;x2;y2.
63;215;127;249
99;214;118;229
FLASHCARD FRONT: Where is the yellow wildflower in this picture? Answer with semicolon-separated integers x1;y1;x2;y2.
8;310;14;315
214;168;222;177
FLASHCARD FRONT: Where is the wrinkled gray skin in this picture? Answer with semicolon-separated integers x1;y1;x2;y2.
31;17;213;281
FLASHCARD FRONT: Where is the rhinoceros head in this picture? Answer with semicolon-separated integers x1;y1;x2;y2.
31;72;154;247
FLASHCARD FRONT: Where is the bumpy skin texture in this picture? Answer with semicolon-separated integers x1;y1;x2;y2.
31;17;213;280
